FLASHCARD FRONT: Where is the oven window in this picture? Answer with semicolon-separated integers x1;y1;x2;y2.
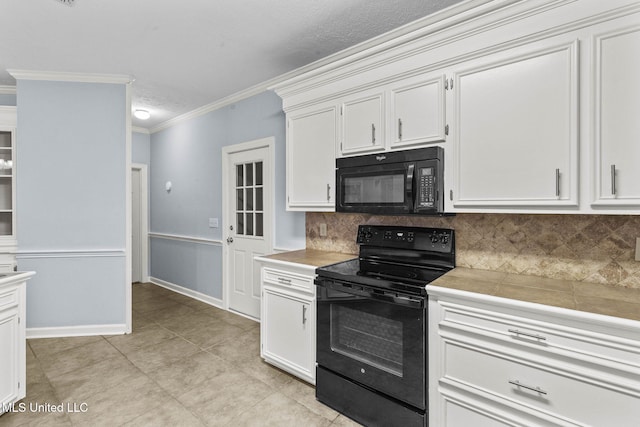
343;174;404;204
330;305;403;377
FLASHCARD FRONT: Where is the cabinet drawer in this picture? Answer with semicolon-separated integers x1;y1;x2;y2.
263;267;314;293
444;342;640;427
440;301;640;368
0;287;17;311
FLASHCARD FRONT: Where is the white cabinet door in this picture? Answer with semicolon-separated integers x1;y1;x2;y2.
593;25;640;206
0;305;19;413
452;40;579;208
261;286;314;383
340;93;384;155
390;75;446;148
286;106;336;211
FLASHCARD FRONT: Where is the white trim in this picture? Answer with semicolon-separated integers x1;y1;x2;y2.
26;324;127;339
132;163;149;283
149;277;224;309
148;232;223;246
0;85;16;95
7;69;133;84
221;137;276;312
125;84;133;335
16;249;125;259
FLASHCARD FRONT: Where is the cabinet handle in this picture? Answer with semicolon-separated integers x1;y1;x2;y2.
302;305;307;325
277;277;292;284
555;168;560;198
509;380;548;395
508;328;547;341
371;124;376;144
327;183;331;202
398;118;403;141
611;164;617;196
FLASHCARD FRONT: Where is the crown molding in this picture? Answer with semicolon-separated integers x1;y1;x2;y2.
148;0;499;134
149;77;278;134
132;126;150;134
0;85;16;95
7;69;133;84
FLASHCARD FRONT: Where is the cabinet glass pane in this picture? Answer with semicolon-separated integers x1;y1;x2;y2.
0;212;11;235
0;132;11;148
0;179;11;210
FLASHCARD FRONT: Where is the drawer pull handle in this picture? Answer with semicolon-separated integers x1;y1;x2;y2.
509;380;548;395
508;329;547;341
277;277;292;284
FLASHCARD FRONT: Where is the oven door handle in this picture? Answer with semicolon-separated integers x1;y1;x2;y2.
316;279;424;309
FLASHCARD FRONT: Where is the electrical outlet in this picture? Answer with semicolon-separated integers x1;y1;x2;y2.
209;218;219;228
636;237;640;262
319;223;327;237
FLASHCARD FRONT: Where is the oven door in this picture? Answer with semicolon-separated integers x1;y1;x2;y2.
336;162;415;215
316;278;426;409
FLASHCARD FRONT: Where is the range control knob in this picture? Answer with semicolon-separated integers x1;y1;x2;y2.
430;234;439;243
440;234;449;244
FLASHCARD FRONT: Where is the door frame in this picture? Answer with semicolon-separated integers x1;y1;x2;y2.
221;137;275;314
131;163;149;283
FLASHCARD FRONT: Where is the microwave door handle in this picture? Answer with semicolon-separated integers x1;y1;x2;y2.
406;164;415;211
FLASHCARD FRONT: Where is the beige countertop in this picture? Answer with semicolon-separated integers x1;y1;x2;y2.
256;249;356;268
429;267;640;322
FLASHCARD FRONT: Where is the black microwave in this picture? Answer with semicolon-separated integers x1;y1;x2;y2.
335;147;445;215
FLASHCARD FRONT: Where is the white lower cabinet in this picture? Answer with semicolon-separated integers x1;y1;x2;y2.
428;289;640;427
0;273;32;416
259;262;316;384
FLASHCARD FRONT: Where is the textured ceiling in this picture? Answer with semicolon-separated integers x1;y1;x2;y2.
0;0;464;130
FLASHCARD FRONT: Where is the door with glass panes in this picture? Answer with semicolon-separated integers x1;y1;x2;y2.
224;140;272;319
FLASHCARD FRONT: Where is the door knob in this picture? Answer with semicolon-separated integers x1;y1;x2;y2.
227;237;234;244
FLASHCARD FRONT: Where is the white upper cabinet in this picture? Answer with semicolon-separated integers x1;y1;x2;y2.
274;0;640;214
390;75;446;149
286;105;336;211
340;93;385;156
0;107;16;272
452;39;579;208
592;25;640;207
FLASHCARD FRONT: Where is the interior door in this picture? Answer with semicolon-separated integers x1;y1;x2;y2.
225;142;272;319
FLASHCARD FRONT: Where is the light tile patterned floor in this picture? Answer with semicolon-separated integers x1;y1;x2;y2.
0;282;362;427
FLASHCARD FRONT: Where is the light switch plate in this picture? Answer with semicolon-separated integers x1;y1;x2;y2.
636;237;640;261
209;218;219;228
319;223;327;237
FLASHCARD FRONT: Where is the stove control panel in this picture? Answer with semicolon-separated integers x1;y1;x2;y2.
357;225;454;253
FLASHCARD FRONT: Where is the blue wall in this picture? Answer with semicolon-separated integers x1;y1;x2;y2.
0;93;16;106
150;90;304;300
132;131;150;165
16;79;128;329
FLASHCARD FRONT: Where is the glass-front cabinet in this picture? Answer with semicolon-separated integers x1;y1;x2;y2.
0;107;16;272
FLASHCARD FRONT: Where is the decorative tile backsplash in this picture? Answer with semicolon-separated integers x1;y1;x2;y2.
306;212;640;289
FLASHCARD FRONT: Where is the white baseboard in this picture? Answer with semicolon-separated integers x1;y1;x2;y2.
26;324;127;339
149;277;224;309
